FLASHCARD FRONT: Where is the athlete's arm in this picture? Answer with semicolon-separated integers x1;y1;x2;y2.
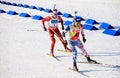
42;16;51;28
58;16;64;30
80;24;86;43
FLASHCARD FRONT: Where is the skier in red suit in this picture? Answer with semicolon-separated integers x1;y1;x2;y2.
42;9;71;56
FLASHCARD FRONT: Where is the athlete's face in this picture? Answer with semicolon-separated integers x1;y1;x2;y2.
53;11;58;16
75;22;80;26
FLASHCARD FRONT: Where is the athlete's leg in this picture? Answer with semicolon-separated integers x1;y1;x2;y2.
77;39;89;57
53;28;64;43
69;40;78;71
69;40;78;63
77;39;97;63
52;28;71;52
48;27;56;56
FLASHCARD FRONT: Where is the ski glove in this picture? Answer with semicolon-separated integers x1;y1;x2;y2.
62;26;64;30
64;40;68;46
62;32;65;37
82;37;86;43
43;27;47;31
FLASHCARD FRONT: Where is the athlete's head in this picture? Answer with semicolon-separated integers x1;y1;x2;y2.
52;9;58;16
73;16;81;22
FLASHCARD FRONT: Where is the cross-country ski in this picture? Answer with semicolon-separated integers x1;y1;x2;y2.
77;61;120;68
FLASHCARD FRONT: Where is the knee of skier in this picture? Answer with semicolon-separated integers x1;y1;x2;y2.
51;37;55;43
78;45;83;48
73;55;77;62
70;46;77;53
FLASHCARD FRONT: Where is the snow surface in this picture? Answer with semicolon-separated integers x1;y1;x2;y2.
0;0;120;78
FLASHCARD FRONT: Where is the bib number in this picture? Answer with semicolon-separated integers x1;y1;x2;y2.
51;19;58;24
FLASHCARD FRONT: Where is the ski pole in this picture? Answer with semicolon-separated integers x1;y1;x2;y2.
73;11;78;22
51;28;65;43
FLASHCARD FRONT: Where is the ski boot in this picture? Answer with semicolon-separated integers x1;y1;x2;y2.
86;57;97;63
50;49;54;57
73;62;79;71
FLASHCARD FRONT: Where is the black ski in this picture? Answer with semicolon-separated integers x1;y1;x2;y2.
77;61;120;68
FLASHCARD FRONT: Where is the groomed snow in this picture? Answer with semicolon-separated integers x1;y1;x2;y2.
0;0;120;78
